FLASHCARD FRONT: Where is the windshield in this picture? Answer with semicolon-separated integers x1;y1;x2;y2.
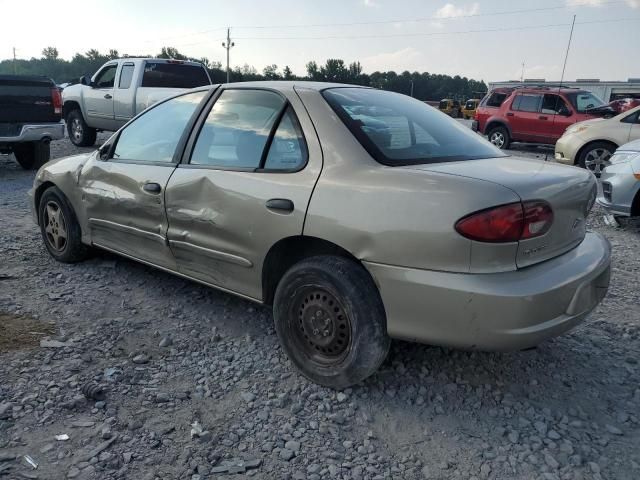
322;88;506;166
465;100;476;109
567;91;606;113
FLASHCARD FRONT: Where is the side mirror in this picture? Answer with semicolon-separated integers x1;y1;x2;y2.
80;75;91;86
98;143;111;161
560;108;572;117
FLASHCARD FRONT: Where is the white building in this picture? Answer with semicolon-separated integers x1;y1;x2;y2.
488;79;640;102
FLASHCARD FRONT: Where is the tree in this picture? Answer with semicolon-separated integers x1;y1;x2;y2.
306;61;321;81
282;65;295;80
107;49;119;60
263;64;280;80
158;47;187;60
41;47;59;60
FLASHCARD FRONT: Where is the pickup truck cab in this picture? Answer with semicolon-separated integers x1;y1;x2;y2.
0;75;64;169
62;58;211;146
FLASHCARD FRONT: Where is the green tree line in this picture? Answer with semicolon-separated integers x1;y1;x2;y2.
0;46;487;101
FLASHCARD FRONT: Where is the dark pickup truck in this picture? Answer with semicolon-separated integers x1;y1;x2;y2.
0;75;64;170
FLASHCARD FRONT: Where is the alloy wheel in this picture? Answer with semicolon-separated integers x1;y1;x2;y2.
43;201;68;252
584;148;612;175
490;132;505;148
71;118;83;143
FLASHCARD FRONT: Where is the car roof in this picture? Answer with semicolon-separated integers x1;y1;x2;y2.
216;80;372;91
492;86;588;95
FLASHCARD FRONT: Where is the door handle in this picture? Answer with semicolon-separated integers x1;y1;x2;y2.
539;115;548;120
506;112;514;117
143;182;162;194
104;93;113;99
266;198;294;213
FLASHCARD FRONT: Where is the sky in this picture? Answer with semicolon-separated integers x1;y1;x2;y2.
0;0;638;83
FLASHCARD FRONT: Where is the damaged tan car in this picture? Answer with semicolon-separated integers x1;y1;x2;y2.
31;82;611;388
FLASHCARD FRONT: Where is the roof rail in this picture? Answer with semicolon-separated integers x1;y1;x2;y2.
496;84;581;91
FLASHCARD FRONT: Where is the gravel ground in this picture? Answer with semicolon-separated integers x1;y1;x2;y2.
0;136;639;480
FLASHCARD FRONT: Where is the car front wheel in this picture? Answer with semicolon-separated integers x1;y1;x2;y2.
38;186;90;263
66;110;97;147
273;255;390;389
578;141;614;176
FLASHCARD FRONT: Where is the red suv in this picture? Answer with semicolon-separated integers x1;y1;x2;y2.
473;86;612;149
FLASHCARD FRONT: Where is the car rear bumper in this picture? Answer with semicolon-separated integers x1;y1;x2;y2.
597;162;640;217
0;122;64;144
364;232;611;351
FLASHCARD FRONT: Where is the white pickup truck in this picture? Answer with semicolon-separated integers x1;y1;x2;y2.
62;58;212;146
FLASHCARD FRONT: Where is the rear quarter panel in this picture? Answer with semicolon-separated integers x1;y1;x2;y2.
296;87;521;273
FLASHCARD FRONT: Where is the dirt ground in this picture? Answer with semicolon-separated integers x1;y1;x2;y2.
0;135;639;480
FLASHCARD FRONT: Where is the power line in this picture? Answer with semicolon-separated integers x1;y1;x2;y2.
230;17;640;41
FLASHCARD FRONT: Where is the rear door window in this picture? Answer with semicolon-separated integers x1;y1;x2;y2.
118;64;134;89
142;62;210;88
323;87;506;166
485;92;508;107
512;94;541;112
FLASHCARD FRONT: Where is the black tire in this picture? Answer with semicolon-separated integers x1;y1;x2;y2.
66;109;96;147
273;255;390;389
38;186;90;263
13;141;50;170
577;141;615;176
487;125;511;150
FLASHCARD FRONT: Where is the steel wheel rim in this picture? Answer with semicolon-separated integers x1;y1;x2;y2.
290;288;352;366
584;148;611;175
71;119;83;142
44;201;68;252
490;132;505;148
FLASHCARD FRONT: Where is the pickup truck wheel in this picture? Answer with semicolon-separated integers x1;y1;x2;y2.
38;186;89;263
13;141;50;170
66;110;96;147
273;255;390;389
488;126;511;149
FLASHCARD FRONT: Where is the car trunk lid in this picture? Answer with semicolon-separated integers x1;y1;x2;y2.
406;157;597;268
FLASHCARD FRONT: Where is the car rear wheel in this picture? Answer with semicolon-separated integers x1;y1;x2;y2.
273;255;390;389
38;186;90;263
488;126;510;149
13;141;50;170
66;110;97;147
578;141;614;176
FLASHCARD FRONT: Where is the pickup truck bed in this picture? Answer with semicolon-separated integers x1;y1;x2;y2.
0;75;64;169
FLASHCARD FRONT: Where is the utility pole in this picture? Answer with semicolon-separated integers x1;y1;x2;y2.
520;61;525;82
410;80;414;97
222;28;235;84
13;47;17;74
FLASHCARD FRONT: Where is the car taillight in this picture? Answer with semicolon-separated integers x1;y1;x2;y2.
455;201;553;243
51;88;62;115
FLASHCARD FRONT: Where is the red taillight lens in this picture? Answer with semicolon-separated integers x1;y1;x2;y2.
51;88;62;115
455;201;553;243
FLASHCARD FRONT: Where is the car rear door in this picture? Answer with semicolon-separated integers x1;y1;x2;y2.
164;86;322;301
84;63;118;130
80;90;208;269
508;93;543;142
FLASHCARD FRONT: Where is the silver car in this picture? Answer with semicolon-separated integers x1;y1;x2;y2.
30;82;611;388
598;139;640;218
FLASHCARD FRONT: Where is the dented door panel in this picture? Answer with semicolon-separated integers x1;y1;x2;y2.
80;159;177;269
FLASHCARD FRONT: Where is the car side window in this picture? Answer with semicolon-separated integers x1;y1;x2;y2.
264;106;308;170
541;94;570;115
118;64;134;89
485;92;507;107
190;89;285;169
112;90;207;163
621;111;640;124
94;65;118;89
512;94;542;113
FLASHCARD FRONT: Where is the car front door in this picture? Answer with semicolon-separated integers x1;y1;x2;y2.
541;93;575;143
164;87;322;301
84;63;119;130
508;93;543;142
80;89;208;269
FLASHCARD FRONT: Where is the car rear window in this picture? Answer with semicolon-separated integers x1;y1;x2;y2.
142;62;210;88
322;88;506;166
485;91;508;107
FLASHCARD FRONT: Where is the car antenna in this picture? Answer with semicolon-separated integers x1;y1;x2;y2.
548;14;576;163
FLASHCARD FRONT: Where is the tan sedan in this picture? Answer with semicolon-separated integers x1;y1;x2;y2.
30;82;611;388
555;105;640;175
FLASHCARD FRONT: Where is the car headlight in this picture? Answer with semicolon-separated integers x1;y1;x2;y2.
609;152;640;165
